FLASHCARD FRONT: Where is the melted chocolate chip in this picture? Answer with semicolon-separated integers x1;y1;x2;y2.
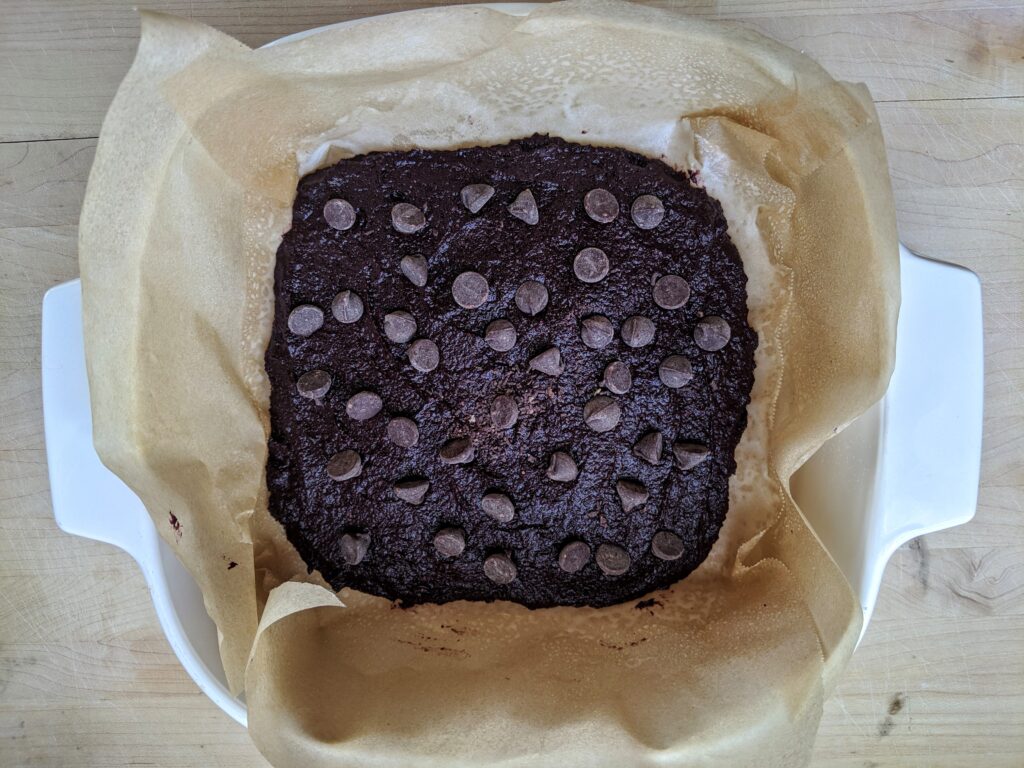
694;316;732;351
383;311;417;343
602;361;631;394
651;531;685;561
573;247;609;283
386;416;419;448
332;290;364;324
583;396;621;433
596;544;630;576
658;355;693;388
296;369;331;400
546;451;578;482
615;479;648;512
391;203;426;233
508;189;539;225
346;390;382;421
529;346;563;376
393;477;430;505
558;541;591;573
287;304;324;336
323;198;356;231
439;437;475;465
633;431;663;465
653;275;690;310
452;271;489;309
434;527;466;557
490;395;519;429
630;194;665;229
400;255;428;287
340;532;371;565
673;442;710;470
485;319;517;352
481;492;515;523
621;315;655;348
326;450;362;481
580;315;614;349
461;184;494;214
584;188;619;223
515;280;549;316
484;553;518;584
407;339;440;372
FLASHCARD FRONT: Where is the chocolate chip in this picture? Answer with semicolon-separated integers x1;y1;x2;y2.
391;202;426;234
484;553;517;584
673;442;710;470
658;355;693;388
653;275;690;310
621;315;655;348
694;316;732;351
323;198;356;231
631;195;665;229
452;271;489;309
331;290;364;324
461;183;495;214
434;527;466;557
583;396;621;433
490;395;519;429
346;390;382;421
340;532;370;565
546;451;578;482
580;315;614;349
615;479;648;512
651;531;685;560
515;280;549;316
485;319;517;352
584;188;619;223
633;431;663;465
508;189;539;225
383;311;417;343
326;449;362;481
296;369;331;400
287;304;324;336
400;255;428;287
481;492;515;523
529;346;563;376
386;416;419;448
393;477;430;505
408;339;440;372
596;544;630;576
558;541;591;573
573;247;609;283
439;437;475;465
602;361;631;394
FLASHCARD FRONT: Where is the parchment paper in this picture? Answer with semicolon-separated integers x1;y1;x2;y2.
78;2;899;766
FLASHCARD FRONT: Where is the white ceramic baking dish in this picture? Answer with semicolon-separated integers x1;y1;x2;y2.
42;244;983;728
41;1;983;729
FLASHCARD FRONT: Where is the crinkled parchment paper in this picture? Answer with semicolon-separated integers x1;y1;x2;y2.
78;2;898;766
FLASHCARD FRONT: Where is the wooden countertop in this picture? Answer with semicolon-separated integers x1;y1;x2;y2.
1;2;1021;765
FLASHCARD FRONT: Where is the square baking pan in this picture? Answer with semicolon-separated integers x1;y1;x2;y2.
42;244;983;727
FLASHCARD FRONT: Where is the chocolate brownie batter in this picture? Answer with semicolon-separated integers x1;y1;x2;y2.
265;135;757;608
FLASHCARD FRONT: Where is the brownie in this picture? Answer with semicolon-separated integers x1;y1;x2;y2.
264;135;757;608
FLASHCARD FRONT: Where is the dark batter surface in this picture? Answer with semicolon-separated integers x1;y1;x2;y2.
265;135;757;608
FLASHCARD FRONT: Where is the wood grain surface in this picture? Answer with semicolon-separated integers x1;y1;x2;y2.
1;2;1021;766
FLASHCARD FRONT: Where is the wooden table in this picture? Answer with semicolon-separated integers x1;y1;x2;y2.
1;2;1021;765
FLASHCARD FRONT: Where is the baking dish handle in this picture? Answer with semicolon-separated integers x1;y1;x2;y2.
866;246;984;609
42;280;152;565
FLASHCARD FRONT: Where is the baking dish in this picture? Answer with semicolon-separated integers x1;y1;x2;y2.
40;0;982;730
42;244;983;727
